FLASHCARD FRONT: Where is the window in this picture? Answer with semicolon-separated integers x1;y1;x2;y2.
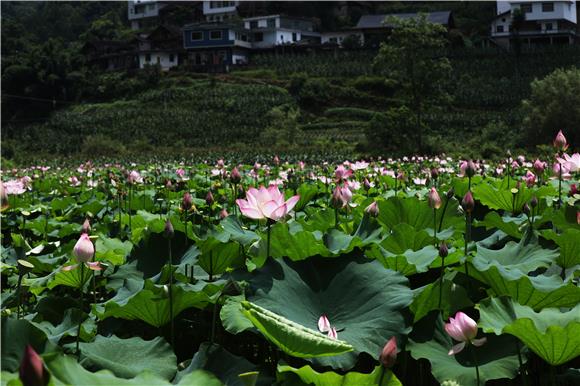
191;31;203;41
169;54;175;62
145;53;151;62
267;18;276;28
250;21;258;29
520;3;532;13
292;32;297;41
542;2;554;12
156;56;161;64
329;37;338;43
496;25;504;33
210;30;223;40
545;22;553;30
254;32;263;42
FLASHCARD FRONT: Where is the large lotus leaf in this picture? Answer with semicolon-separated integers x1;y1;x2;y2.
195;238;245;277
29;309;96;345
220;295;255;334
277;364;402;386
1;318;52;372
219;216;259;246
241;301;353;358
243;256;413;369
472;234;558;275
381;223;432;254
73;335;176;380
410;277;473;322
475;212;524;239
95;234;133;266
323;215;383;255
95;280;218;327
255;221;329;262
299;208;336;233
477;297;580;365
45;354;222;386
377;196;463;233
47;264;92;290
408;312;522;386
466;264;580;310
175;342;259;386
472;184;553;212
541;228;580;269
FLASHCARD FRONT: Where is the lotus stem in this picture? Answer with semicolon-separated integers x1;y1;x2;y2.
76;263;85;356
471;345;481;386
438;256;445;310
378;366;386;385
433;208;437;247
16;272;24;319
438;197;450;233
209;251;213;282
557;160;562;209
515;338;527;386
266;221;272;260
128;184;132;234
168;237;174;347
465;212;472;288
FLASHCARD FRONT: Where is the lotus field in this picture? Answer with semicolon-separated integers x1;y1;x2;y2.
1;132;579;386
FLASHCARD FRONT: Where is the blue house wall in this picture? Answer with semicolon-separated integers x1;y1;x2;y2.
183;28;233;48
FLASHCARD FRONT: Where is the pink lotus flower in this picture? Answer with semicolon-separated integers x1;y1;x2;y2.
68;176;81;187
334;165;353;181
428;187;442;209
176;168;186;178
3;180;26;195
379;337;397;368
523;171;536;188
19;345;50;386
332;185;352;208
533;159;546;174
127;170;143;184
236;185;299;221
318;314;338;340
445;311;487;355
554;130;568;151
552;162;572;179
63;233;102;272
365;201;379;217
557;153;580;173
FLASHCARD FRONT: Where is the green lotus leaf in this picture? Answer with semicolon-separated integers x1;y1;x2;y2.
195;238;245;277
45;353;222;385
241;301;353;358
220;295;254;334
1;318;53;372
472;184;553;212
477;297;580;365
95;234;133;266
475;212;524;239
541;228;580;269
277;363;402;386
72;334;176;380
243;256;413;369
256;221;329;262
175;342;260;386
29;309;96;345
219;216;260;246
410;277;473;322
95;280;218;327
472;234;558;275
408;312;523;386
466;264;580;310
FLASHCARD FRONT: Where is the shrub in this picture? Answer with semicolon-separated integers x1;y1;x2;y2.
82;134;126;157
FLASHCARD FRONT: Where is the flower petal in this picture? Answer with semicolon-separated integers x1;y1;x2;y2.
62;264;79;272
327;327;338;340
284;195;300;213
318;315;330;333
448;341;466;355
472;337;487;347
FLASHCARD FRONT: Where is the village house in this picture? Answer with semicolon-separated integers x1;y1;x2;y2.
491;0;579;48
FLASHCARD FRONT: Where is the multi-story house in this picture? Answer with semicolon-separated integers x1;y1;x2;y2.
491;1;579;48
243;15;320;49
203;1;240;22
182;22;251;68
128;0;169;30
137;25;183;70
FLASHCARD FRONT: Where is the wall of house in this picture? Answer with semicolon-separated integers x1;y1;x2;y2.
509;1;577;23
203;1;238;15
491;13;512;36
321;32;362;45
139;52;178;70
128;0;161;21
251;30;302;48
183;28;233;48
244;16;280;29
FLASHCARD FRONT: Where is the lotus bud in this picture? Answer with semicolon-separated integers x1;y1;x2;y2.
164;219;174;239
298;161;305;170
365;201;379;217
530;196;538;208
379;337;397;369
219;208;229;219
253;162;261;172
0;183;8;211
182;192;193;212
81;218;91;234
465;160;476;178
19;345;50;386
533;159;545;175
363;178;372;191
73;233;94;263
428;187;442;209
446;187;455;200
206;191;214;206
273;155;280;166
553;130;568;151
570;184;578;196
230;167;241;184
439;242;448;258
461;191;475;214
217;159;225;169
522;203;530;216
430;168;439;180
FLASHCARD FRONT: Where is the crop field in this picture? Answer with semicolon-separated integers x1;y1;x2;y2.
1;132;579;386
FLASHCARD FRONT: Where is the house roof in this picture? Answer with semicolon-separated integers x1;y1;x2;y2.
355;11;453;29
182;21;245;31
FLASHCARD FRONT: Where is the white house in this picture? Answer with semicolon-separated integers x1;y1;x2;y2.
491;1;579;48
243;15;320;49
321;31;364;46
203;1;239;22
128;0;168;30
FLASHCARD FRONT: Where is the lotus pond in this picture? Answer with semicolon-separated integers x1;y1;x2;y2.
1;141;579;386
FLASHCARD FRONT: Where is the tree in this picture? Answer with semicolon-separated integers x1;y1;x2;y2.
522;67;580;148
373;14;452;152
